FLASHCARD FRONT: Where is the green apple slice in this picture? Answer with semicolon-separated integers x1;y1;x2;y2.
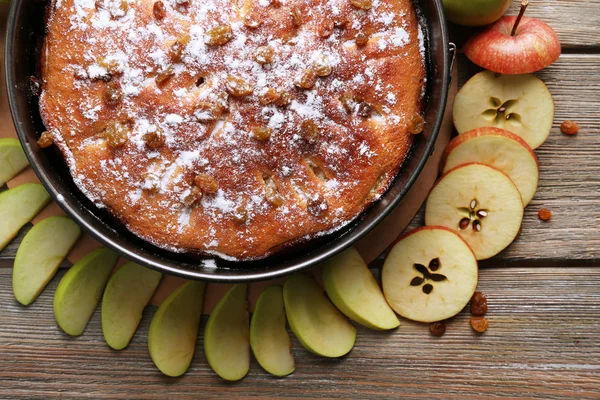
0;183;51;251
149;280;206;377
0;138;29;186
13;216;81;305
53;248;119;336
102;262;162;350
250;285;295;377
323;247;400;330
283;274;356;358
204;284;250;381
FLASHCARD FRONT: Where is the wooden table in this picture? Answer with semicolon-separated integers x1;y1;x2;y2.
1;1;600;398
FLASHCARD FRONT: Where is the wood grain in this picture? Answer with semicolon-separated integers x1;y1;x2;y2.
0;267;599;399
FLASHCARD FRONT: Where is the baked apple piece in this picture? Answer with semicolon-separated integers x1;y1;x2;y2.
453;71;554;149
441;127;539;205
382;226;478;323
425;163;524;260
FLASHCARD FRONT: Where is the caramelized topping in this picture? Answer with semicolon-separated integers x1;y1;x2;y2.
225;75;254;97
205;25;234;46
194;173;219;194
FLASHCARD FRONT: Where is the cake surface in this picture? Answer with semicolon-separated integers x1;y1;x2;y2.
40;0;425;260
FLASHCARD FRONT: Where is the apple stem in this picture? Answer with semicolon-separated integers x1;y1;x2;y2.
511;0;529;36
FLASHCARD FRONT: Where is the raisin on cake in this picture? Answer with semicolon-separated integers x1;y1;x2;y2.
40;0;426;260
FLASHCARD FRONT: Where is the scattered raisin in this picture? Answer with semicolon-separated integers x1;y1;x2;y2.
350;0;372;10
333;16;348;28
254;45;274;64
296;69;317;89
153;0;166;19
258;87;280;105
291;6;303;27
300;119;318;141
195;102;221;122
356;102;372;117
243;12;262;28
183;186;203;207
143;128;165;149
104;122;128;147
225;75;254;97
355;32;369;47
538;208;552;221
233;206;248;223
318;19;335;38
340;90;357;113
560;120;579;135
37;131;54;148
110;0;129;18
205;25;234;46
155;66;175;86
470;291;488;316
169;34;191;62
252;126;273;141
408;114;425;134
470;317;488;333
194;173;219;193
97;57;120;75
103;81;122;107
429;321;446;337
307;194;328;217
274;90;292;107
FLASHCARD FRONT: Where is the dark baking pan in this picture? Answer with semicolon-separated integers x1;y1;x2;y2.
5;0;451;282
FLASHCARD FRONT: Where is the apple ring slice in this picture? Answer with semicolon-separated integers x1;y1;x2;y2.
441;127;539;205
453;71;554;149
425;163;524;260
382;226;478;323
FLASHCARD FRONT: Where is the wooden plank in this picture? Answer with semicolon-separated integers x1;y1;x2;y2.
450;0;600;50
0;267;598;398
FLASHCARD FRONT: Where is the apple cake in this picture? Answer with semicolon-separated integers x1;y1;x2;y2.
40;0;426;260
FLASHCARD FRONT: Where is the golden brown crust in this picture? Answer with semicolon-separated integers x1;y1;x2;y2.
40;0;425;260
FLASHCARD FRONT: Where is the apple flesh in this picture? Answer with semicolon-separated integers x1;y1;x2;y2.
54;247;119;336
250;285;295;377
441;127;539;205
204;284;250;381
425;163;524;260
443;0;512;27
453;71;554;149
0;138;29;186
382;226;478;323
102;262;162;350
13;216;81;305
322;247;400;330
148;280;206;377
464;15;561;74
0;183;51;251
284;273;356;358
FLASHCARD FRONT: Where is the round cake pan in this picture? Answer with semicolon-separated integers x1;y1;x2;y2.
5;0;451;282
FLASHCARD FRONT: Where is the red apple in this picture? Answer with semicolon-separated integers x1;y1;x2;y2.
464;2;561;74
